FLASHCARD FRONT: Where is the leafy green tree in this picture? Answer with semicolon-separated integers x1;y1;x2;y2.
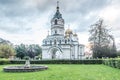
0;44;15;58
33;44;42;56
15;44;27;59
27;45;35;58
15;44;42;59
89;19;117;58
27;44;42;58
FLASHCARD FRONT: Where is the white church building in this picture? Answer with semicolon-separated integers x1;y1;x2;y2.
42;2;85;60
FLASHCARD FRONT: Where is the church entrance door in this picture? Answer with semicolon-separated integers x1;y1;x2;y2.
51;48;58;59
49;47;62;59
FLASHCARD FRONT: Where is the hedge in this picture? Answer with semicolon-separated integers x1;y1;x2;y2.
10;59;102;64
103;58;120;69
0;58;119;69
0;59;11;65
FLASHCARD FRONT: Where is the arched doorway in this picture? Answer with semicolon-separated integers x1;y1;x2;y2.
48;46;63;59
51;48;58;59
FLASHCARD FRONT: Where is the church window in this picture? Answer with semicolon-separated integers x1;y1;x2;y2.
65;40;67;44
68;39;70;42
50;40;52;44
59;40;61;44
55;30;57;34
45;41;47;44
54;40;57;45
55;19;57;24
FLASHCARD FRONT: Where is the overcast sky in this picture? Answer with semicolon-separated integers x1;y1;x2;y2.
0;0;120;49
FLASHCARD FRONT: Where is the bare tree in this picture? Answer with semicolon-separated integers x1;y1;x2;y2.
89;19;117;58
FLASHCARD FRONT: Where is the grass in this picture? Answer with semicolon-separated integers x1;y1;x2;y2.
0;64;120;80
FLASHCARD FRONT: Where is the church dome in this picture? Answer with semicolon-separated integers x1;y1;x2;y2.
65;28;73;34
65;33;69;38
73;33;78;36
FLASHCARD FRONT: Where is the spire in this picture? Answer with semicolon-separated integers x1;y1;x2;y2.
57;1;59;12
53;1;62;19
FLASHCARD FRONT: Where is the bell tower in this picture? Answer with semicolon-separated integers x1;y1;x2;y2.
51;1;65;36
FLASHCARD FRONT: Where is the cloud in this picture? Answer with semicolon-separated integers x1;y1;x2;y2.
59;0;112;33
0;0;120;50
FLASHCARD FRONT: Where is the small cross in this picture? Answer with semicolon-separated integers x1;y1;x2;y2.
57;1;59;7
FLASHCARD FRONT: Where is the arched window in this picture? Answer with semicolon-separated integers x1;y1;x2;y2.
50;40;52;44
55;30;57;34
65;40;67;44
59;40;61;44
68;39;70;42
55;19;57;24
54;40;57;45
45;41;47;44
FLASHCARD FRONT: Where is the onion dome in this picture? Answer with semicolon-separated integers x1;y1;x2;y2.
65;28;73;34
65;33;70;38
73;33;78;37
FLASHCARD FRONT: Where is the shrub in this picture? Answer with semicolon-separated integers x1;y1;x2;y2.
10;60;25;64
103;58;120;69
115;59;120;69
10;59;103;64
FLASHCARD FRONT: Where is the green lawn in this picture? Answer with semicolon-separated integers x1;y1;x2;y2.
0;64;120;80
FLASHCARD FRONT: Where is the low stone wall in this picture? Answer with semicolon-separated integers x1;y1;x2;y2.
3;65;48;72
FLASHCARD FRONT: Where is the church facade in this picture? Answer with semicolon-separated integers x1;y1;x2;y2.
42;2;85;60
